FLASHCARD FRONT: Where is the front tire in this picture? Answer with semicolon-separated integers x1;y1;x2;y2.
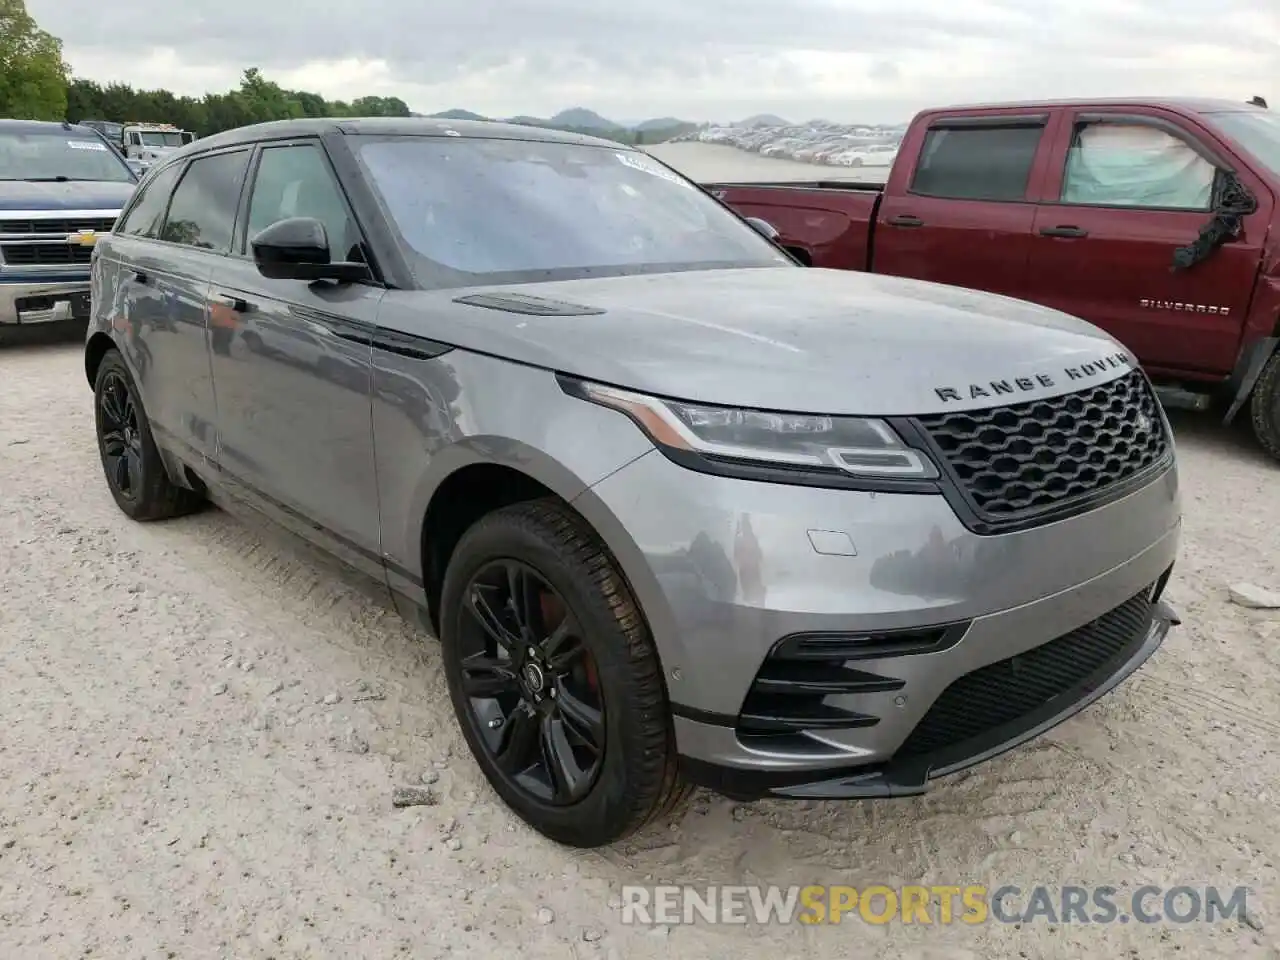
440;498;689;847
93;349;203;521
1250;350;1280;463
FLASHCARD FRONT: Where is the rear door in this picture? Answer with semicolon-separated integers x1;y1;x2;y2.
206;138;385;580
873;111;1061;300
1026;109;1267;375
101;157;230;464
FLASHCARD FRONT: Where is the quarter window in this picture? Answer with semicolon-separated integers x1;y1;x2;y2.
117;164;182;238
160;150;250;252
1059;121;1215;210
244;144;356;261
910;124;1045;201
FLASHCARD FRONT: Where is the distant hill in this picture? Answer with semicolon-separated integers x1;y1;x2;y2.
409;107;701;144
635;116;686;131
428;108;489;121
739;113;790;127
547;107;622;131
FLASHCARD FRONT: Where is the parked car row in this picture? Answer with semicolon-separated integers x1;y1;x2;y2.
79;114;1180;847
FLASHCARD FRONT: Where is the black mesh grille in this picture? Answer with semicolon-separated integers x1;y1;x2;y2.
896;588;1154;759
0;243;93;265
0;216;116;235
914;370;1170;524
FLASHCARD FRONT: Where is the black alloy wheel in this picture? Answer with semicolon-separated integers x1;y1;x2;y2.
456;558;606;805
92;348;203;521
98;369;144;501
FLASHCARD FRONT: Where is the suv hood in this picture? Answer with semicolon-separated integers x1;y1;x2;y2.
0;179;135;212
394;266;1137;416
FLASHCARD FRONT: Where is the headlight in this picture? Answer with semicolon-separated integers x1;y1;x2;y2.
561;377;938;484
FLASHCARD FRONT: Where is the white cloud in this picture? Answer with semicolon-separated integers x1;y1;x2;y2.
32;0;1278;123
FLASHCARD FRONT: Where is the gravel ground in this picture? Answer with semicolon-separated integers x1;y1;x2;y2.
1;340;1278;960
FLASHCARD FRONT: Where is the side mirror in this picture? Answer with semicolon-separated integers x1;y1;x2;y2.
251;217;370;283
744;216;780;241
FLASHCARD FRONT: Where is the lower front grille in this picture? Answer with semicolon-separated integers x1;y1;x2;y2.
895;587;1155;759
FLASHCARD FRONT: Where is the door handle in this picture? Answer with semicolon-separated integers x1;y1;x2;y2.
213;293;251;313
1039;225;1089;238
887;215;924;227
132;270;149;284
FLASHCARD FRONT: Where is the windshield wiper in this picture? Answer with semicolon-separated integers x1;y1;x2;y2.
20;176;72;182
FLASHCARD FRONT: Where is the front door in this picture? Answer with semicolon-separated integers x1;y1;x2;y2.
873;113;1058;301
1026;110;1267;376
206;139;385;579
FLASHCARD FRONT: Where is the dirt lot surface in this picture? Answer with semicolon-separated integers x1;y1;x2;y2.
2;340;1278;959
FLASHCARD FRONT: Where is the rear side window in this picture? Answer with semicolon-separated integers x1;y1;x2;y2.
910;124;1045;201
160;150;250;252
1059;121;1215;210
117;164;182;238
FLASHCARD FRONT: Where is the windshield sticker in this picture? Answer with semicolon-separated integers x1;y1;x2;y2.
67;140;108;151
614;151;693;188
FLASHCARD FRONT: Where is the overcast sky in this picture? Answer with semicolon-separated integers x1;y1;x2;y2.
28;0;1277;123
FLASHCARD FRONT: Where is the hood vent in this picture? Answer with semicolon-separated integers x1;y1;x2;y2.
452;292;605;316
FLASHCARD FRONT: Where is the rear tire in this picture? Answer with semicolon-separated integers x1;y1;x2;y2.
439;497;690;847
93;348;203;521
1249;350;1280;463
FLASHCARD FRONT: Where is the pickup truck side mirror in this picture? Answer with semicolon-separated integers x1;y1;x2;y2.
744;216;780;241
251;217;371;283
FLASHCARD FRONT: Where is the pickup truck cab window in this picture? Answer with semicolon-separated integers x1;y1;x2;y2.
245;143;356;262
1060;121;1215;210
118;164;183;238
910;122;1045;202
352;135;791;286
0;128;135;183
160;150;250;252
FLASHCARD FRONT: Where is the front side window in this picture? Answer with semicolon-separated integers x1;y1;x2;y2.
1060;121;1216;210
352;135;792;287
117;164;183;238
0;129;136;183
160;150;250;252
244;143;355;260
910;123;1045;201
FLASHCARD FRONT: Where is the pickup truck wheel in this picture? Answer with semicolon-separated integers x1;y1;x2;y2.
440;498;690;847
93;349;203;521
1249;350;1280;463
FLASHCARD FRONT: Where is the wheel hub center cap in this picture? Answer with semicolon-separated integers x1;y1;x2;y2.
521;661;546;694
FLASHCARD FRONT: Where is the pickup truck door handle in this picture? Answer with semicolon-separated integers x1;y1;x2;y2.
1039;225;1089;238
887;215;924;228
213;293;252;313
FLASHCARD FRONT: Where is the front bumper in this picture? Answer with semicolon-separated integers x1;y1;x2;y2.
573;446;1181;796
0;277;91;326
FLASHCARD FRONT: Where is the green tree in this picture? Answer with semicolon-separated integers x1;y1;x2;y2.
0;0;68;120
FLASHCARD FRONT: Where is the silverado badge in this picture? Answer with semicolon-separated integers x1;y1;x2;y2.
66;229;98;247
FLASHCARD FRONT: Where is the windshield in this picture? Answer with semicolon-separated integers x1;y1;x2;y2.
138;131;186;147
1208;110;1280;176
0;130;135;182
352;135;792;286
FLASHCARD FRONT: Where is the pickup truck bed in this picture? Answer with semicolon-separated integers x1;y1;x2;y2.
705;181;882;270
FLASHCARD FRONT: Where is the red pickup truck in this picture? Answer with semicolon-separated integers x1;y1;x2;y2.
706;97;1280;460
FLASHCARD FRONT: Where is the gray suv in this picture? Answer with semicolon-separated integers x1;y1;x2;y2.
84;118;1181;848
